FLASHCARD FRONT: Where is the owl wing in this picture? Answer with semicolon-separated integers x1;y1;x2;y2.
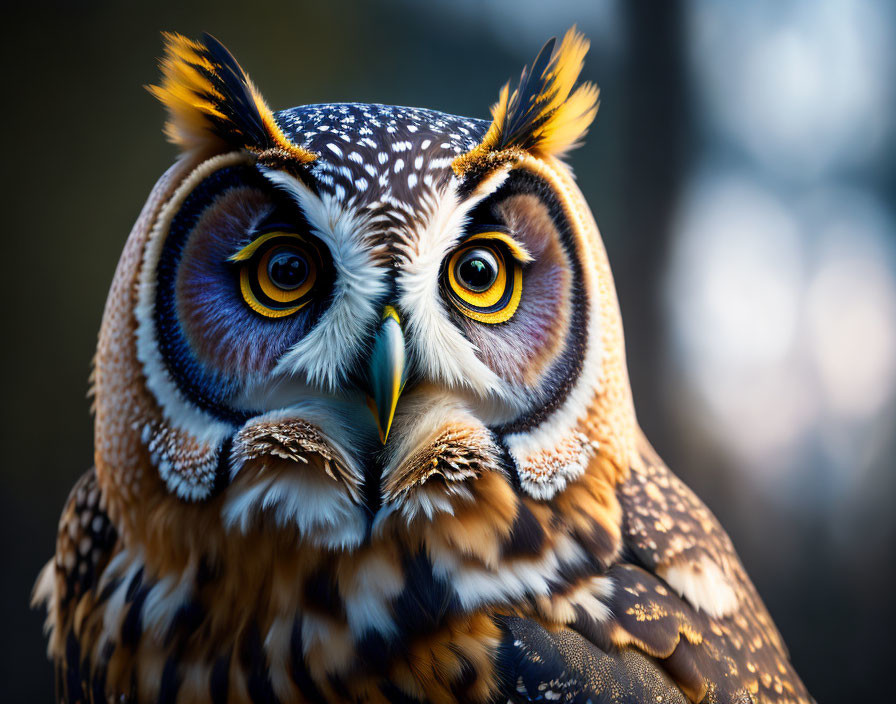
33;467;120;704
499;615;690;704
497;433;813;704
609;432;814;703
619;431;757;624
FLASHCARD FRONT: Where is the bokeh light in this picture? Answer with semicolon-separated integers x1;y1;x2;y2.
689;0;894;178
667;175;896;494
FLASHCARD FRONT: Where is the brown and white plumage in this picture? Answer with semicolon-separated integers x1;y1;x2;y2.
34;29;813;704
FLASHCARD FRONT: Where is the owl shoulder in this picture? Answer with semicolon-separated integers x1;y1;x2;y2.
604;433;812;703
618;432;746;621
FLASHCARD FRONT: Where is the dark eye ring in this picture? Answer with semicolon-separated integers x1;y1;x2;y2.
230;231;321;318
443;237;523;325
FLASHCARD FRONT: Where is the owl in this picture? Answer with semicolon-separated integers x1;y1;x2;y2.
34;29;813;704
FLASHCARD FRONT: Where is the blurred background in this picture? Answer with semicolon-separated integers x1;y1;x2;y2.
3;0;894;700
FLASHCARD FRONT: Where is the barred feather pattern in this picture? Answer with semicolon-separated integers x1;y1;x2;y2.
33;441;813;703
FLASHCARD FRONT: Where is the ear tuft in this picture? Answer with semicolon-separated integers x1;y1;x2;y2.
148;33;316;164
454;27;599;175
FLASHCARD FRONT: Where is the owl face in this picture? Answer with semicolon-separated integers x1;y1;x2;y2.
139;106;578;425
96;32;636;558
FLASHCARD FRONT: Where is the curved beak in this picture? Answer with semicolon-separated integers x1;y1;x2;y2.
366;306;406;444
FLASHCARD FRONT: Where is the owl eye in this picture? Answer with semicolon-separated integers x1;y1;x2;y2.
455;248;500;292
229;231;322;318
444;233;526;324
267;247;310;290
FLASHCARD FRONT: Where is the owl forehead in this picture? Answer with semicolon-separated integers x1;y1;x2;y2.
275;103;488;205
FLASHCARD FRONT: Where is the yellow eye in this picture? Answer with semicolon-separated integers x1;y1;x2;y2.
445;236;523;324
230;231;321;318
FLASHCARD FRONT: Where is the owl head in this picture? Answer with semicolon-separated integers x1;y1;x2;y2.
93;31;638;574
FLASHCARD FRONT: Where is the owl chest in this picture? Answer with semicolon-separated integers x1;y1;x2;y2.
79;546;504;703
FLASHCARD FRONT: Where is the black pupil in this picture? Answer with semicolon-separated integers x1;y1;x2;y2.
457;248;498;292
267;247;309;290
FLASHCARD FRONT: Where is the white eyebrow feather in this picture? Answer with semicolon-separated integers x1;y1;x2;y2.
261;165;525;412
395;168;525;406
261;168;389;392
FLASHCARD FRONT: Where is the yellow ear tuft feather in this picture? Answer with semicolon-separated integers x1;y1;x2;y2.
454;27;599;175
148;32;316;164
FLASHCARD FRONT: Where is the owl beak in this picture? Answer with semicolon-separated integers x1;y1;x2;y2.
366;305;407;444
